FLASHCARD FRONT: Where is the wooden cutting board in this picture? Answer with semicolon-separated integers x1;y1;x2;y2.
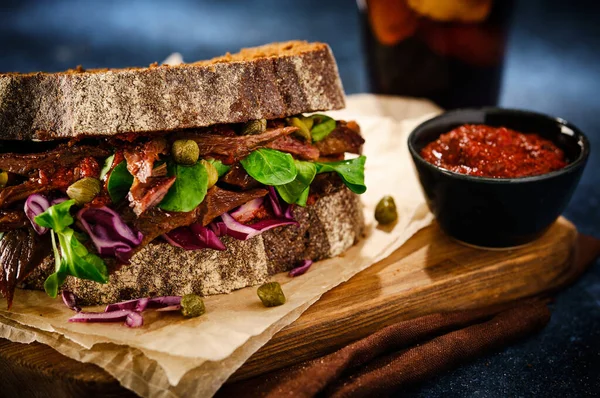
0;217;582;397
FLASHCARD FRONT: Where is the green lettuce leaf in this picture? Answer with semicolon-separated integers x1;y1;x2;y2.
206;158;231;177
275;160;316;206
99;154;115;180
315;156;367;194
34;198;76;232
35;199;108;298
310;114;337;142
107;161;133;203
158;161;208;212
240;148;297;186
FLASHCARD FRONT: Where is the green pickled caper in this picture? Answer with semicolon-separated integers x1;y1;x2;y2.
241;119;267;135
257;282;286;307
375;195;398;225
0;171;8;188
172;140;200;165
287;117;312;141
200;159;218;188
67;177;101;205
180;294;205;318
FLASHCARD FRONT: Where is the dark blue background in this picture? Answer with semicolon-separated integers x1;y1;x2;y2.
1;0;599;396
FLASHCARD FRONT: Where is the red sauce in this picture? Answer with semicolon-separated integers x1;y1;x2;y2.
420;124;567;178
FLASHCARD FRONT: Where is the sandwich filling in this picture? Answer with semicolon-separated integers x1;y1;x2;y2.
0;115;365;308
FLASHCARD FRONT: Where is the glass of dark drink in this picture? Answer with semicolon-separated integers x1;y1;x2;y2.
360;0;513;109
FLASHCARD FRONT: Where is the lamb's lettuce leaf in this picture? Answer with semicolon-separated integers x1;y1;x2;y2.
34;199;108;298
275;160;316;206
107;161;133;203
206;158;231;177
158;161;208;212
315;156;366;194
310;114;337;142
240;148;297;186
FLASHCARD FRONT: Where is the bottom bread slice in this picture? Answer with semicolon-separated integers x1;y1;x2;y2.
22;187;364;305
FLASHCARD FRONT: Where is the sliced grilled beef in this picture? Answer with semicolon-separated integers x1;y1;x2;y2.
315;121;364;156
0;181;55;208
267;135;320;161
197;186;268;226
0;210;28;232
128;176;176;216
177;126;298;164
124;138;168;184
0;228;51;308
133;186;268;247
220;164;261;190
0;145;110;176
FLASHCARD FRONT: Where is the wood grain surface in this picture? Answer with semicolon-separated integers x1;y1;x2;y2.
0;218;581;397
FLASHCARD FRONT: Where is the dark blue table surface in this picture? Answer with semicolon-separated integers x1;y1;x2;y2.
1;0;599;396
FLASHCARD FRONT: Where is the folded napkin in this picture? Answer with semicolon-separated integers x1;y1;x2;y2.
219;234;600;398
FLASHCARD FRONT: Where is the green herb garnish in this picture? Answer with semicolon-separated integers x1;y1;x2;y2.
315;156;367;194
240;148;297;186
310;114;336;142
206;158;231;177
275;160;316;206
107;161;133;203
158;161;208;212
99;154;115;180
34;199;108;298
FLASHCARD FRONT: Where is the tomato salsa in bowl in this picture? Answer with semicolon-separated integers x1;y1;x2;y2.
408;108;589;248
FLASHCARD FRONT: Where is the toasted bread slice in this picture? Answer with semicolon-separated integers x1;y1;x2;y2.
0;41;345;141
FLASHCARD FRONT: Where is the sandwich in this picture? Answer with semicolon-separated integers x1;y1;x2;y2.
0;41;366;309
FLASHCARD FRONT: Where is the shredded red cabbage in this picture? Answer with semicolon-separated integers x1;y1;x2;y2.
65;295;186;327
163;224;226;251
289;259;314;277
268;186;284;217
61;290;81;312
268;187;296;220
69;309;143;328
209;221;228;237
105;296;181;313
24;194;51;235
77;206;143;263
220;212;298;241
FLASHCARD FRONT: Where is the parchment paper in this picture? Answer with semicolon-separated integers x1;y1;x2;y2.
0;94;441;397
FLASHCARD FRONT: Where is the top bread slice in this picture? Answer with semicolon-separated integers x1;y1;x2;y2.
0;41;345;141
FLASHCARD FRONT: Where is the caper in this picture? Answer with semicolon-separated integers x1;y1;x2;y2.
172;140;200;165
67;177;101;205
241;119;267;135
257;282;286;307
0;171;8;188
375;195;398;225
200;159;218;188
180;294;205;318
287;117;312;141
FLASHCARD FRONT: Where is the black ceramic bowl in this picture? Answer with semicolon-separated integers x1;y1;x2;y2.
408;108;590;248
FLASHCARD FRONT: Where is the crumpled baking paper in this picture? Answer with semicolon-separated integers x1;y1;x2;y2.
0;94;441;397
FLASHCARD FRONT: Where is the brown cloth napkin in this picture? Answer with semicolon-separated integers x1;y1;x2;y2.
219;234;600;398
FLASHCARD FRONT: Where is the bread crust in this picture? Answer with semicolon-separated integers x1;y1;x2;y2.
22;187;364;305
0;41;345;141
